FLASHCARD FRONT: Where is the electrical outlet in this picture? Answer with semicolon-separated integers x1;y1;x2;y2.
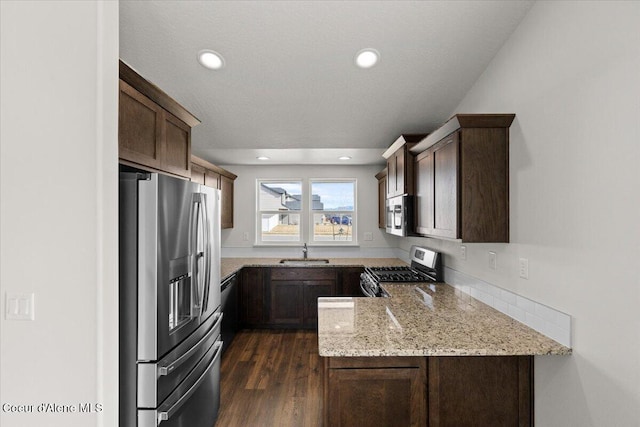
364;232;373;241
519;258;529;279
488;251;497;270
242;232;249;241
5;292;35;320
460;245;467;260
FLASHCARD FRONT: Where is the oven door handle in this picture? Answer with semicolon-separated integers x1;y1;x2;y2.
359;279;375;297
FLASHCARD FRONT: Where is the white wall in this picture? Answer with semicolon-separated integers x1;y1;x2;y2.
220;164;400;258
0;2;119;427
401;2;640;425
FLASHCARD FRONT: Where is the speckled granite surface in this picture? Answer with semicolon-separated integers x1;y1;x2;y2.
318;283;572;357
220;257;408;281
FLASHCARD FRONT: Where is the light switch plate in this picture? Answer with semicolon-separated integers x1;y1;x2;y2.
5;292;35;320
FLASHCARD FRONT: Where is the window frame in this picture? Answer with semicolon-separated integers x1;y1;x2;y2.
256;179;304;245
308;178;357;246
255;178;358;246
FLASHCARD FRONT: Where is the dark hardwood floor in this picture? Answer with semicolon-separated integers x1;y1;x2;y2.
215;329;323;427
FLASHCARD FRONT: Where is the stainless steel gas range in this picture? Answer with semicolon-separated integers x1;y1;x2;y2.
360;246;442;297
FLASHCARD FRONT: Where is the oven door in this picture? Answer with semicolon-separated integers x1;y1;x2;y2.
359;273;378;297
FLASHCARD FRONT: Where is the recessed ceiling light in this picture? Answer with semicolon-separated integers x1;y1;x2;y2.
198;50;225;70
256;156;270;161
355;48;380;69
338;156;352;160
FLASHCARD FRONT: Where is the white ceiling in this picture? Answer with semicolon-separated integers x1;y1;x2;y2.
119;0;534;166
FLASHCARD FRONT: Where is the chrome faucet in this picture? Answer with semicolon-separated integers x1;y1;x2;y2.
302;243;308;259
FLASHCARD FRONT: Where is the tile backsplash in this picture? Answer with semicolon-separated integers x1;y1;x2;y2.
444;267;572;347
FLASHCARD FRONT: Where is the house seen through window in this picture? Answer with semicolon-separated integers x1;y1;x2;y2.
258;179;356;245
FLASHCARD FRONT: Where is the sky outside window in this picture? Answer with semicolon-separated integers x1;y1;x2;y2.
311;181;354;211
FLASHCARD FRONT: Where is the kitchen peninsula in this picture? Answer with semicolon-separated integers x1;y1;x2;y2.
319;283;570;427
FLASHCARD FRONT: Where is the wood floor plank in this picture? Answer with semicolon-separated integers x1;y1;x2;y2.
215;329;323;427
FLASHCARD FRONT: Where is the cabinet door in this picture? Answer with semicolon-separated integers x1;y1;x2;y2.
220;175;234;229
303;280;335;327
386;153;397;198
162;112;191;178
338;267;364;297
204;169;220;189
377;175;387;228
239;268;265;327
191;163;206;185
395;150;406;196
118;80;163;169
432;134;459;239
415;150;435;235
428;356;532;427
326;365;426;427
269;281;303;326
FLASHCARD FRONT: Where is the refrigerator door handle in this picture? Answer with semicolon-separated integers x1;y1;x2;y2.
201;193;211;316
158;312;223;376
157;340;223;424
191;194;204;312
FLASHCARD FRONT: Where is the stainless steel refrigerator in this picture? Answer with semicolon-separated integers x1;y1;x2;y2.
119;169;223;427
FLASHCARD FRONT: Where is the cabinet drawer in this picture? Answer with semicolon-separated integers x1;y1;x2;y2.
271;267;335;281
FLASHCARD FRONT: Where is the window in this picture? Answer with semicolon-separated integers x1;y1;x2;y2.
258;181;302;242
257;179;357;245
310;180;355;243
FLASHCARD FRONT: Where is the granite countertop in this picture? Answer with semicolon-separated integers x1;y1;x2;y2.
220;257;408;281
318;283;571;357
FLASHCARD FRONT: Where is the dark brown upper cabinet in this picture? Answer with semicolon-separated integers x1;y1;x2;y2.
191;155;237;229
383;134;427;198
118;60;200;178
413;114;515;243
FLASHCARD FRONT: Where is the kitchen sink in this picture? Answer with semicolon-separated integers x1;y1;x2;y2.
279;259;330;266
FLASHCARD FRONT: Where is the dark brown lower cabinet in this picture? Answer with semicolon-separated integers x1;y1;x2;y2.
323;355;532;427
269;280;302;326
338;267;364;297
268;268;336;328
238;267;267;327
303;281;334;327
268;281;334;328
324;357;426;427
428;356;532;427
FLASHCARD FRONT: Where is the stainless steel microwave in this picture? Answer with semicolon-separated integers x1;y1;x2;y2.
385;195;413;236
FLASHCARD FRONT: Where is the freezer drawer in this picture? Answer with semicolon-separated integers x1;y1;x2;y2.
138;311;222;408
138;335;222;427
